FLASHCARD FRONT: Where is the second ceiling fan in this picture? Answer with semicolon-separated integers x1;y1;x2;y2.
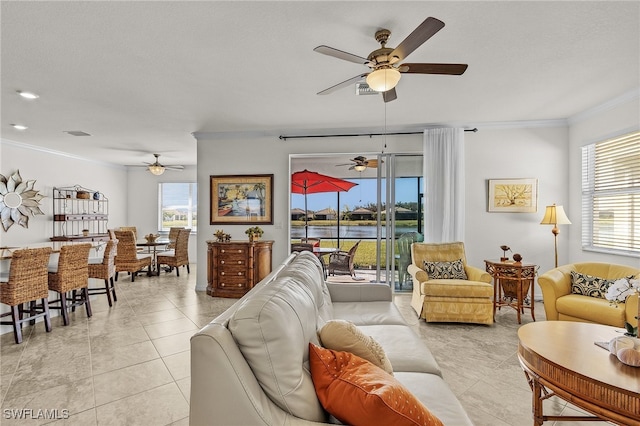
314;17;467;102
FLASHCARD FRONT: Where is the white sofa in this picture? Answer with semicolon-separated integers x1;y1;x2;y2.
190;251;473;425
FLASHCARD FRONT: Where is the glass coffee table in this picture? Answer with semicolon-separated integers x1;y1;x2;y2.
518;321;640;425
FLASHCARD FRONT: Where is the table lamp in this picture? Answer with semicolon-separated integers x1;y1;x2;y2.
540;204;571;268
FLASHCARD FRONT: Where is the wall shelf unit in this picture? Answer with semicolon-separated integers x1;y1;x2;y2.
51;185;109;242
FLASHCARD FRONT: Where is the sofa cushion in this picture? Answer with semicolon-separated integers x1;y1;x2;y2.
570;271;615;299
423;259;467;280
279;251;333;325
319;320;393;374
228;275;325;422
332;301;408;326
358;324;442;376
421;279;493;298
557;294;626;325
309;343;444;426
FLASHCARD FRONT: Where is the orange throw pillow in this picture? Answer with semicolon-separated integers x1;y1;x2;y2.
309;343;443;426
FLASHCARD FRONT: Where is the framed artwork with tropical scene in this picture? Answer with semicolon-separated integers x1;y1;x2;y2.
488;178;538;213
210;174;273;224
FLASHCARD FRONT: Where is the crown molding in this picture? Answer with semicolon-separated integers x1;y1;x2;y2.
1;138;126;170
567;88;640;125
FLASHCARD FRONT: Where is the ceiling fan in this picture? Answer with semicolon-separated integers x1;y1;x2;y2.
336;156;382;171
314;17;467;102
144;154;184;175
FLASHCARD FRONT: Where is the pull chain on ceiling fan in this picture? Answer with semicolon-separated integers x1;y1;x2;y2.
314;16;468;103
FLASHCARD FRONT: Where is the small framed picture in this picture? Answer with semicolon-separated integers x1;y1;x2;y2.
488;178;538;213
210;174;273;224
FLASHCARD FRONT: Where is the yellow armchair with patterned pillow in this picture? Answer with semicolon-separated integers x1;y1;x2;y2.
407;242;494;325
538;262;639;328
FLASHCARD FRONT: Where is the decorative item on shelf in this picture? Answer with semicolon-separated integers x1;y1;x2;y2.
605;277;640;337
93;192;101;200
76;190;90;199
0;170;45;231
144;233;159;243
82;229;89;237
245;226;264;242
512;253;523;263
499;245;511;262
214;229;231;243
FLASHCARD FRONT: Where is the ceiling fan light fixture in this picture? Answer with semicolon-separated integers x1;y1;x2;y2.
366;68;401;92
148;164;165;175
353;164;367;172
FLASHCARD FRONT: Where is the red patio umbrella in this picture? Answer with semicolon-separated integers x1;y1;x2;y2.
291;169;358;240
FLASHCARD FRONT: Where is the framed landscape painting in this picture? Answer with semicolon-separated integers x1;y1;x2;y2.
210;174;273;224
488;178;538;213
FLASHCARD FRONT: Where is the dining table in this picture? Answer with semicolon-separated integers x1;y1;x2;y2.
136;239;170;275
0;241;107;275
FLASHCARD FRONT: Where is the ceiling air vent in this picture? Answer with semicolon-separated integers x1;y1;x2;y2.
355;83;377;96
64;130;91;136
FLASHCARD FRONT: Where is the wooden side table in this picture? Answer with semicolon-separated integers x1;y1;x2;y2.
485;259;538;324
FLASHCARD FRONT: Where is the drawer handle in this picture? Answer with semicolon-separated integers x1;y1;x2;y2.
238;250;242;253
221;272;225;275
238;272;242;276
221;249;226;253
238;284;242;287
221;283;225;287
221;260;225;264
237;261;242;264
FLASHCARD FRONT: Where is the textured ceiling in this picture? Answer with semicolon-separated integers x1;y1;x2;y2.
1;1;638;167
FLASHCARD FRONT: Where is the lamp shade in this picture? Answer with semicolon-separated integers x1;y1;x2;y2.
540;204;571;225
148;165;165;176
366;68;401;92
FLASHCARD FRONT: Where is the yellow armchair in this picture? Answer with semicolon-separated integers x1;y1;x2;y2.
408;242;494;325
538;262;639;328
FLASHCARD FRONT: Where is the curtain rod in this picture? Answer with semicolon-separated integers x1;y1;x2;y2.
279;128;478;141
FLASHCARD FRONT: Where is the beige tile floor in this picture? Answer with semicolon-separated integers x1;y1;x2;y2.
0;265;612;425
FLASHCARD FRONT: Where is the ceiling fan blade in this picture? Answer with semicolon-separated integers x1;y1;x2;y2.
335;163;354;167
382;88;397;103
317;73;368;95
165;165;185;171
314;45;371;65
400;63;468;75
389;17;445;62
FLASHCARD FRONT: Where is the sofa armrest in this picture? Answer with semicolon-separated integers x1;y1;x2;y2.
408;263;428;283
327;282;392;302
538;264;575;321
465;265;492;283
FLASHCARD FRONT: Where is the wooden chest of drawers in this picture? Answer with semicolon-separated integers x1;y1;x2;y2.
206;240;273;298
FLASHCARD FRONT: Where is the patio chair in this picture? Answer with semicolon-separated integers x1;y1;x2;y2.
396;232;423;288
328;240;361;278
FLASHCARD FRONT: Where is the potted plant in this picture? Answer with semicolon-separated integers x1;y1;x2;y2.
245;226;264;242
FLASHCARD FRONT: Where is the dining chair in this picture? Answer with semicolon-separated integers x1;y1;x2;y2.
291;243;314;253
88;239;118;306
0;247;53;344
328;240;362;278
165;226;184;250
48;243;93;326
157;228;191;276
114;230;152;282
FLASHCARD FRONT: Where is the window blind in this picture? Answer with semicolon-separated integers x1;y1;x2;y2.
581;131;640;255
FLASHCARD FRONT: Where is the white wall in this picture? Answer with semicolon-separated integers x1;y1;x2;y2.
567;93;640;267
126;165;198;256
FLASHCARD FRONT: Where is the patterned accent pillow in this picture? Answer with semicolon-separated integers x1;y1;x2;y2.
570;271;615;299
423;258;468;280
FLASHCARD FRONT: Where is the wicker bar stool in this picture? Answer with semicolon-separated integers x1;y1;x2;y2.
157;228;190;276
0;247;53;344
88;239;118;306
114;230;152;281
48;243;92;326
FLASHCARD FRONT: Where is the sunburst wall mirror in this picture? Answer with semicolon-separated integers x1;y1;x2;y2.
0;170;45;231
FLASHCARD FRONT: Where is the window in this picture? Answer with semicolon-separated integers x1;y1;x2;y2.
581;131;640;256
159;182;197;232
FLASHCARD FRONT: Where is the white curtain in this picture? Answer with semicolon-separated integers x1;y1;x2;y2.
423;128;465;242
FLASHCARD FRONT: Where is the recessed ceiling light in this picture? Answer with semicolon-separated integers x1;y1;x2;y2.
11;124;28;130
16;91;39;100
